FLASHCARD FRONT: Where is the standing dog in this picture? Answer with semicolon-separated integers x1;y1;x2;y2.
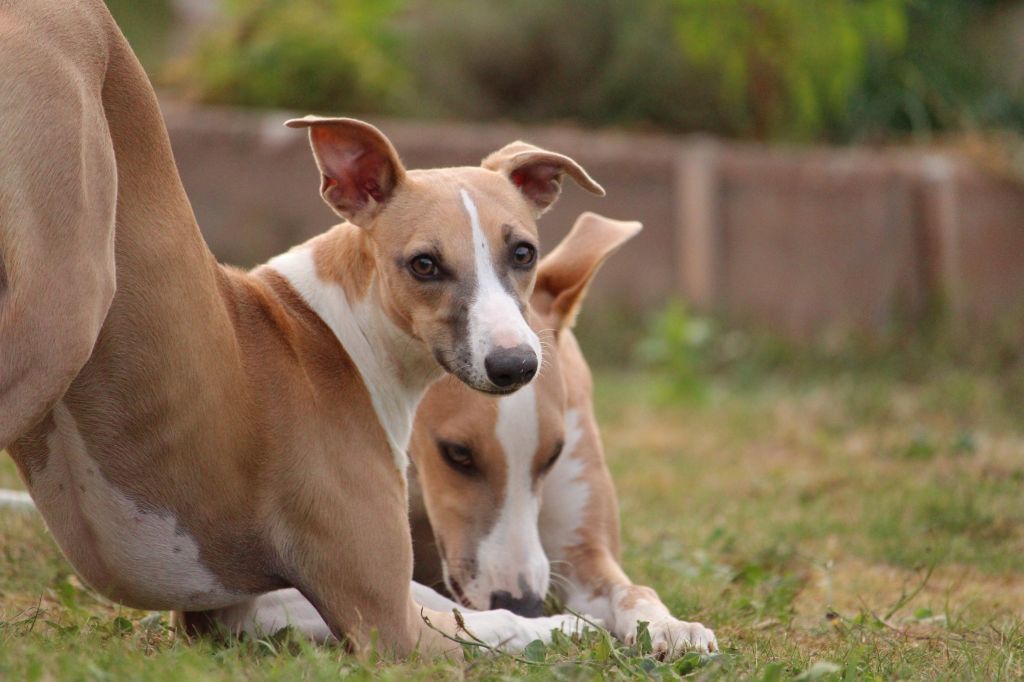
232;214;717;658
1;0;604;656
409;213;718;658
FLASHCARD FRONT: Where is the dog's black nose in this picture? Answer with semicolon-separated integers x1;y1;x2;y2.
484;346;538;389
489;589;544;617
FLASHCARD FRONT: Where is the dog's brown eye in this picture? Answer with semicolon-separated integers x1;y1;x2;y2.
409;255;440;280
439;441;476;473
511;243;537;269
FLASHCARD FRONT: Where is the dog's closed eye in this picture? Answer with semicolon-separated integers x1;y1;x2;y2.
438;440;476;474
539;440;564;475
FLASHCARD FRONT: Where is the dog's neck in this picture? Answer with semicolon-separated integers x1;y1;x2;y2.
265;226;442;475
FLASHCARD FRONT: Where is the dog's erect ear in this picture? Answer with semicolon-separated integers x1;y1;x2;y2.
286;116;405;227
532;212;641;330
482;141;604;217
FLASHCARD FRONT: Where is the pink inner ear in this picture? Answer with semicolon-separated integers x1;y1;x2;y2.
310;125;399;220
363;179;384;204
510;165;560;209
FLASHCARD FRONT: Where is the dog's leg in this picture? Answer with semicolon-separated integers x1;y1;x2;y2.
176;590;335;643
560;556;717;658
409;582;597;653
189;582;585;658
181;582;466;644
542;421;717;658
0;31;117;450
411;585;593;655
187;582;460;643
410;581;467;613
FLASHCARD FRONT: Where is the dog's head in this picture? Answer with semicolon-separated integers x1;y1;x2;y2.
410;213;641;613
287;117;604;394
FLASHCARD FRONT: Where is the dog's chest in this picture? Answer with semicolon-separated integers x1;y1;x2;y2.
21;402;238;611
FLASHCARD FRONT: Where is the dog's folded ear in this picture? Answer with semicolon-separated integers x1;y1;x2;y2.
532;212;641;331
482;142;604;217
286;116;406;227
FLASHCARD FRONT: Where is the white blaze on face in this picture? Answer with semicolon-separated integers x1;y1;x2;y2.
460;188;541;389
464;383;550;607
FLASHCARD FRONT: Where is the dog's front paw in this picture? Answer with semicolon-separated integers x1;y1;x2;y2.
627;617;718;659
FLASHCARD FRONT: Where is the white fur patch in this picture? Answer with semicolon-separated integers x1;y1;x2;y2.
460;189;541;387
538;408;590;554
461;384;549;606
217;588;334;642
411;580;464;612
267;247;426;474
27;403;235;610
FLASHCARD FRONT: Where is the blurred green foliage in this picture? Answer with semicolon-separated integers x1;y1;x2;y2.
105;0;175;72
630;297;1024;424
168;0;1024;142
174;0;407;113
841;0;1024;141
674;0;908;139
636;302;714;404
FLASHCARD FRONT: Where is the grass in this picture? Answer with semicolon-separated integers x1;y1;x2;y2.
3;325;1024;679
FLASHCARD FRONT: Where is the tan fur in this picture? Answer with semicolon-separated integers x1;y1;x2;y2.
409;214;717;655
1;0;604;658
411;216;639;602
313;226;376;301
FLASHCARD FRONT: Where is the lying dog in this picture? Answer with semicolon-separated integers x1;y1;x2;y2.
408;212;718;658
231;214;717;658
1;0;603;657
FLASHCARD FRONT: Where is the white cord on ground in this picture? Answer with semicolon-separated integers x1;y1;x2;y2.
0;489;35;512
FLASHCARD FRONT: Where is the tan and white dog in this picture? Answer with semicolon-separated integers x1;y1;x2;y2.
231;214;717;659
408;213;718;658
1;0;605;657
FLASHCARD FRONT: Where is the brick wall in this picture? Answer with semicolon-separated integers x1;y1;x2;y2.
162;100;1024;340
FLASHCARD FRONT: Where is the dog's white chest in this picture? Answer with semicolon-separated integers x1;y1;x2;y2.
539;408;590;554
26;403;236;610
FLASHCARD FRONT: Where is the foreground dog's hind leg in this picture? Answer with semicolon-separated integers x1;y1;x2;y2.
0;16;117;450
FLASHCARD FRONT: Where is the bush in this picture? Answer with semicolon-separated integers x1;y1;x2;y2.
170;0;1024;142
173;0;407;114
106;0;175;71
636;302;714;404
401;0;728;132
673;0;908;140
841;0;1024;141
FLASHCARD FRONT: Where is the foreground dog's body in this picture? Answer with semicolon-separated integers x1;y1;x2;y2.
238;215;717;658
1;0;605;655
